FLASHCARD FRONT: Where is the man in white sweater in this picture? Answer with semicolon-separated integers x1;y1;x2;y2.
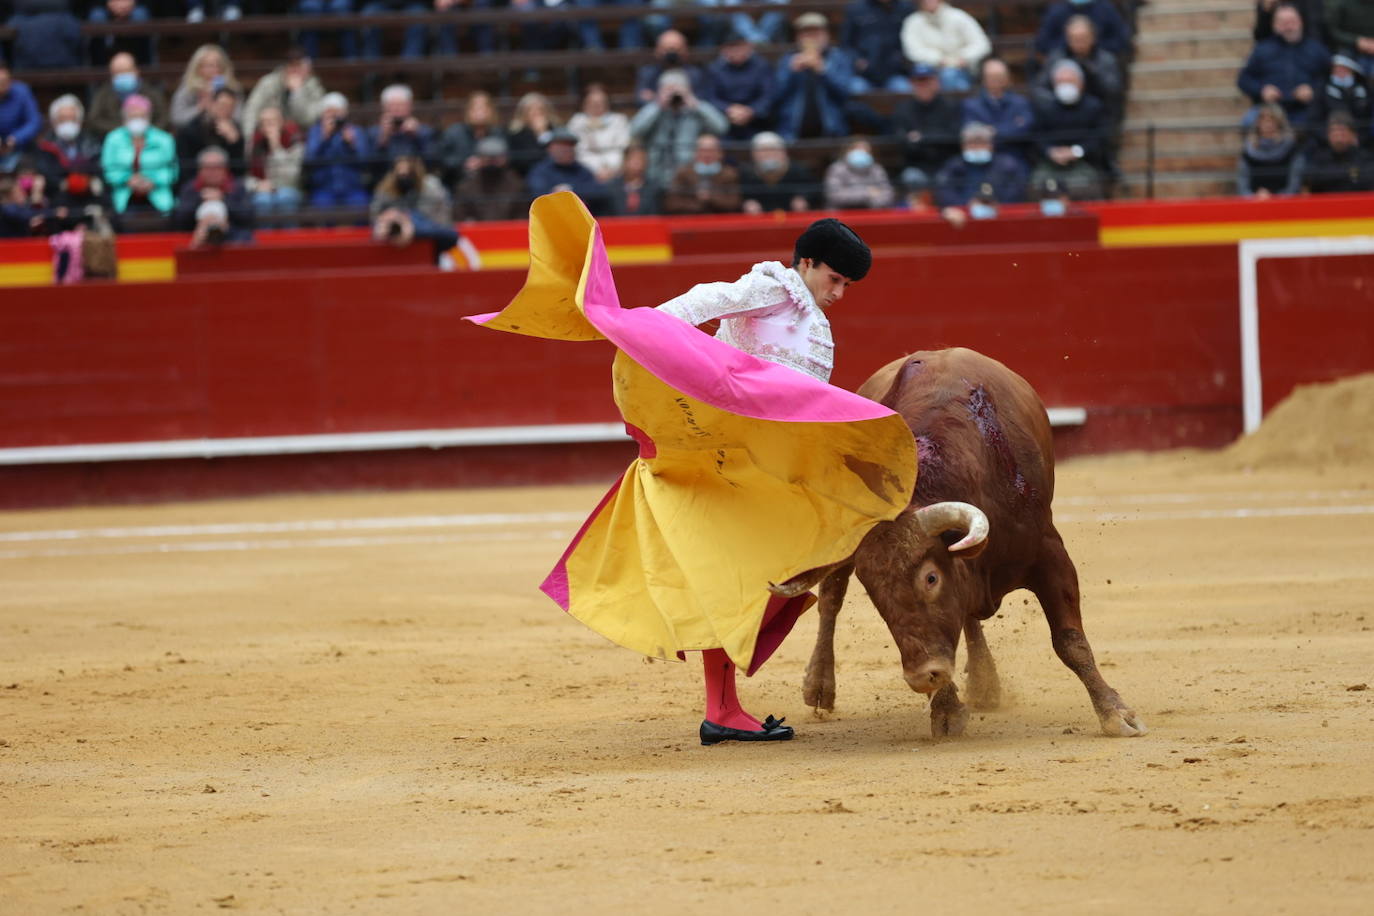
900;0;992;92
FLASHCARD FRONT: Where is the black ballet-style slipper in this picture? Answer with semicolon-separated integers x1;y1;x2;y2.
699;715;795;745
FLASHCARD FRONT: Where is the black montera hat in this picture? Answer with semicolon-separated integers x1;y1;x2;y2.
793;218;871;281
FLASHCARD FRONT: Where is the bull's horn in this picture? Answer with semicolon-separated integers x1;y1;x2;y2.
914;502;989;554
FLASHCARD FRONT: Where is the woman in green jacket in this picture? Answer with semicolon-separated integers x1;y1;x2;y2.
101;94;179;214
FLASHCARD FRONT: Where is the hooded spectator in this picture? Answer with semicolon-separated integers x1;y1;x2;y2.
630;70;730;187
0;60;42;172
1035;0;1132;57
841;0;916;92
1317;53;1372;125
173;145;253;243
455;135;526;222
704;31;775;141
962;57;1036;161
891;61;962;192
740;130;820;213
305;92;371;209
526;128;610;213
241;48;326;140
101;93;179;214
1237;4;1330;127
88;53;171;138
900;0;991;92
438;91;507;185
934;121;1028;212
824;137;895;209
8;0;83;70
568;83;631;182
247;106;305;217
1237;103;1305;198
770;12;860;141
1031;59;1108;200
34;95;108;210
170;44;243;131
663;133;741;214
1303;111;1374;192
635;30;708;105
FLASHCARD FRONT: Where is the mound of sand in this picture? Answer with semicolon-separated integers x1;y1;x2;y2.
1225;372;1374;469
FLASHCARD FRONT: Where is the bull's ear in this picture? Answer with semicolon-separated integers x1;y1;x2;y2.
768;560;849;598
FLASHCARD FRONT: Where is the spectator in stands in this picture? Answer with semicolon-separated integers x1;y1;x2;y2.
900;0;991;92
824;137;895;209
7;0;83;70
739;130;819;213
0;60;41;173
305;92;371;210
507;92;562;176
630;70;729;187
720;0;788;45
186;0;242;24
1237;4;1330;128
607;143;657;215
1031;60;1107;200
663;133;741;214
1236;103;1305;198
1034;15;1123;121
438;90;506;185
568;83;631;183
1317;53;1372;125
1328;0;1374;73
177;88;246;172
934;121;1028;214
88;0;154;68
512;0;636;54
247;105;304;217
891;61;962;193
455;135;526;221
296;0;358;61
1035;0;1131;57
170;45;243;131
88;53;170;139
241;48;325;140
963;57;1036;161
371;153;459;262
0;173;41;237
636;30;707;105
173;145;253;244
1260;0;1324;45
526;128;610;213
369;83;436;180
102;94;179;215
34;95;108;211
704;30;775;141
841;0;916;93
362;0;497;59
771;12;859;141
1303;111;1374;192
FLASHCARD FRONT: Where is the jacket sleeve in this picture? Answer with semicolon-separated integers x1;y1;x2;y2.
1284;151;1307;194
657;271;780;325
629;103;663;140
694;101;730;137
1236;155;1252;195
1097;1;1132;54
955;8;992;63
1237;46;1267;101
101;132;132;191
146;133;180;195
902;16;942;66
290;79;325;128
170;86;202;130
1035;5;1067;55
11;85;42;147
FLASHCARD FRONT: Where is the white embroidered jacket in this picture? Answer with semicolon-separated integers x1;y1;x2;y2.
655;261;834;382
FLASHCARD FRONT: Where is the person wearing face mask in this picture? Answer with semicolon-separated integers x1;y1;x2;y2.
1033;176;1072;217
88;53;170;139
635;30;707;106
101;94;178;215
525;128;611;214
0;59;42;173
1316;53;1372;126
663;133;741;214
34;95;109;211
1033;15;1122;122
1034;0;1131;57
1030;59;1107;201
455;135;527;221
740;131;820;213
824;137;895;209
370;153;467;265
933;121;1028;220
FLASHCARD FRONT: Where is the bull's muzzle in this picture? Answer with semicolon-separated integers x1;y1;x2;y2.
904;658;954;695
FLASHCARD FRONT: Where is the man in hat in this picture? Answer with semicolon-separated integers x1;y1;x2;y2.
891;60;963;192
1303;111;1374;193
525;127;609;214
772;12;861;140
655;217;873;743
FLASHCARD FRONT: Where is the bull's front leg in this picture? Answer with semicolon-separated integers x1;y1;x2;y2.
1029;529;1147;737
802;563;853;712
963;617;1001;710
929;682;969;737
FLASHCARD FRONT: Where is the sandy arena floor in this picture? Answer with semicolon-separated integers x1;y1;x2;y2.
1;451;1372;914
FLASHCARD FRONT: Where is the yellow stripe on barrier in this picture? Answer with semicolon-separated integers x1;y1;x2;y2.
117;257;176;282
1102;217;1374;247
478;243;673;271
0;263;53;288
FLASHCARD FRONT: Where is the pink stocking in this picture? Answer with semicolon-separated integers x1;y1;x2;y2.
702;648;763;730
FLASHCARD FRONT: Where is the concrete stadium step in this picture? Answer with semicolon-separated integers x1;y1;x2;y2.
1118;150;1239;173
1126;87;1251;121
1130;58;1247;92
1136;2;1255;32
1119;118;1242;152
1134;28;1254;63
1116;173;1236;199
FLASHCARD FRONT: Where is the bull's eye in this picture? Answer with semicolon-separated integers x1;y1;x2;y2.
925;573;938;587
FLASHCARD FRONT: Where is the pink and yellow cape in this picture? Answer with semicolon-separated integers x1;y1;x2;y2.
466;193;917;673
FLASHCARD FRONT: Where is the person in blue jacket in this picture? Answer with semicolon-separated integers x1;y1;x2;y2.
0;60;42;172
1237;3;1330;127
770;12;861;141
1035;0;1131;56
703;31;775;141
933;121;1028;211
305;92;372;210
961;57;1036;162
525;128;610;214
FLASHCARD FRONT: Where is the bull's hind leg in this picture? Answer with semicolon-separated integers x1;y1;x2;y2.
963;618;1002;710
802;563;853;712
1028;529;1147;737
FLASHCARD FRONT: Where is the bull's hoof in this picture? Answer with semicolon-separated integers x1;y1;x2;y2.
802;670;835;712
930;703;968;737
1098;705;1148;737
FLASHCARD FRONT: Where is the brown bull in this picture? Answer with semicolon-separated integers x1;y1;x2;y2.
772;348;1147;738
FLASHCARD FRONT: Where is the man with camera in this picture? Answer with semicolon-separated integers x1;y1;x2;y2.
368;83;434;181
629;69;729;189
305;92;372;211
172;145;254;247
